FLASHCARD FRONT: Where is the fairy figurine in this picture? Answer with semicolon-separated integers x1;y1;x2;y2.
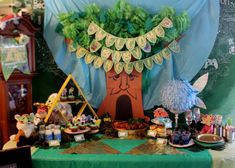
68;87;75;100
60;88;67;101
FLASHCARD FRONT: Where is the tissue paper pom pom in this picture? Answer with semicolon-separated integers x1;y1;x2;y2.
160;80;198;113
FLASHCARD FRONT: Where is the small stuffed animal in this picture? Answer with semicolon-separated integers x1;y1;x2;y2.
33;103;48;126
200;114;214;134
10;113;36;146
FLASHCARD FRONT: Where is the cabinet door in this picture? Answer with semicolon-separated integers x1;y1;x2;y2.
7;80;32;136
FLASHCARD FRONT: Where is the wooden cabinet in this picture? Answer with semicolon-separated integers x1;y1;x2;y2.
0;14;37;148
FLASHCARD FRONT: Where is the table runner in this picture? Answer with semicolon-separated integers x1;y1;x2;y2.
32;138;212;168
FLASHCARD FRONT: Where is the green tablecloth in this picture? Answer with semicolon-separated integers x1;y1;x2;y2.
32;138;212;168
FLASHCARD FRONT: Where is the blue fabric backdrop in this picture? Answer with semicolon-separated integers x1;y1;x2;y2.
43;0;220;110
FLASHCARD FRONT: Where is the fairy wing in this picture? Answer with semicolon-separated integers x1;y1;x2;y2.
195;97;207;109
193;73;209;93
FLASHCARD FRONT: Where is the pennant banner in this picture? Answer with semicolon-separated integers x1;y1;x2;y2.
0;45;30;80
73;40;180;74
0;35;30;80
87;17;173;52
100;46;139;63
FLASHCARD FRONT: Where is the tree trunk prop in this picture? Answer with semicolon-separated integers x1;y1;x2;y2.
97;70;145;120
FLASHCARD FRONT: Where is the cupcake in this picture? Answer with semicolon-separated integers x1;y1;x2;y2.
69;125;78;132
79;124;87;130
89;124;98;130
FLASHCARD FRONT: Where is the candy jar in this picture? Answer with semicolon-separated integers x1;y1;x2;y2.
54;125;61;141
45;126;53;142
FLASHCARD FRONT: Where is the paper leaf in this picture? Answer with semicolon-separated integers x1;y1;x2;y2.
94;57;104;69
168;40;180;53
105;34;116;47
115;38;126;50
103;60;113;72
133;61;144;73
152;53;163;65
114;62;124;74
90;40;102;53
146;30;157;44
124;63;134;74
87;22;99;35
143;58;154;70
122;51;131;63
85;53;95;64
126;38;136;51
112;51;122;63
95;29;106;41
193;73;209;93
101;47;112;60
136;36;147;49
131;47;142;60
160;17;173;28
195;97;207;109
141;42;151;53
154;26;165;38
161;48;171;60
76;47;87;58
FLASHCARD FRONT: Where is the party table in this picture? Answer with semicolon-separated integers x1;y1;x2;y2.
3;137;235;168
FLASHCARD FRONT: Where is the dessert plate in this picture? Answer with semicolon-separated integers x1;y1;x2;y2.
196;134;224;144
169;139;194;148
87;129;99;134
64;127;90;135
194;139;225;148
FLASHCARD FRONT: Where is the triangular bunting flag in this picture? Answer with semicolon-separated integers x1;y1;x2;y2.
143;58;154;70
126;38;136;51
115;38;126;50
152;53;163;65
154;26;165;38
124;63;134;74
101;47;112;60
161;48;172;60
133;61;144;73
76;47;87;58
85;53;95;64
87;22;99;35
68;43;76;52
103;60;113;72
114;62;124;74
122;51;132;63
105;34;116;47
141;42;151;53
90;40;102;53
136;36;147;49
168;40;180;53
95;29;107;41
131;47;142;60
160;17;173;28
94;56;104;68
145;30;157;44
112;51;122;63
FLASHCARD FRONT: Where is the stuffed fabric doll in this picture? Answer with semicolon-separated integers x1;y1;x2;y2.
200;114;214;134
10;113;36;146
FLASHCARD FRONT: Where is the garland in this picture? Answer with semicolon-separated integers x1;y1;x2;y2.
88;17;172;51
68;40;180;74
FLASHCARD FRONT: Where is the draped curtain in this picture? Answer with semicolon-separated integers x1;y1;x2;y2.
43;0;220;109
